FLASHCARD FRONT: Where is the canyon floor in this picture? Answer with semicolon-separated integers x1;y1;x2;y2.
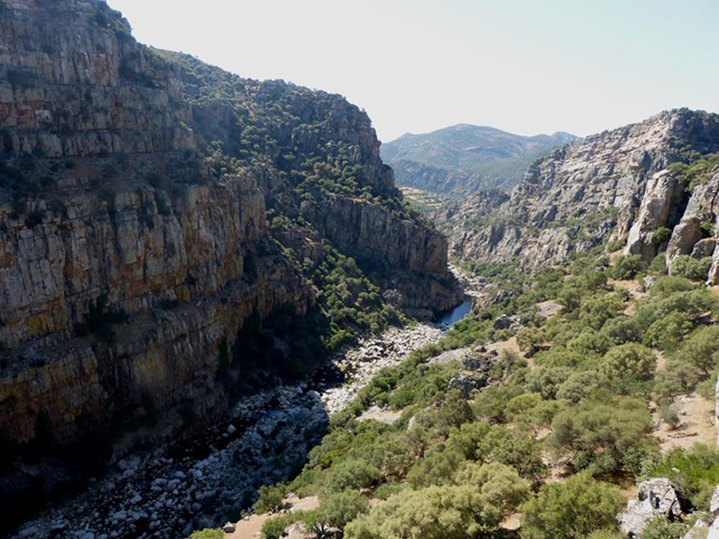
10;311;464;539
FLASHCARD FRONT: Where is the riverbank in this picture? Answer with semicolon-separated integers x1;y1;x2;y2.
11;309;470;539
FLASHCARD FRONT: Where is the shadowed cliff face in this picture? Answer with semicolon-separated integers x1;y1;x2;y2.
0;0;460;525
439;109;719;276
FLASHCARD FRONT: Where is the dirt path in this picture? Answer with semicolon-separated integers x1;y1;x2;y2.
227;496;319;539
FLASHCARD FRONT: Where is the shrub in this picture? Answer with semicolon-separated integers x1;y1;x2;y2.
187;530;223;539
346;481;525;539
675;325;719;376
261;514;297;539
556;371;608;404
599;343;657;382
253;483;287;514
670;255;713;281
658;404;681;430
651;227;672;245
326;458;381;493
643;311;693;351
646;444;719;510
613;255;646;280
520;472;625;539
639;518;686;539
650;276;695;297
548;398;654;475
321;490;369;531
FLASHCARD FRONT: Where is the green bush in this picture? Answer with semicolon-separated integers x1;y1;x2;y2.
520;472;625;539
646;444;719;510
187;530;223;539
639;517;687;539
321;490;369;531
548;397;654;475
643;310;692;351
670;255;713;281
600;343;657;382
675;325;719;376
613;255;646;280
651;227;672;245
253;483;287;514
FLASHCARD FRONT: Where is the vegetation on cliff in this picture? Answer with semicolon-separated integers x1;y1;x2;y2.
247;237;719;538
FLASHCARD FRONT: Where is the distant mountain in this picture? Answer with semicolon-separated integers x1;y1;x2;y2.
381;124;577;195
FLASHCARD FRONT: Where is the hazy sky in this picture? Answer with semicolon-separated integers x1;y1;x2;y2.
107;0;719;142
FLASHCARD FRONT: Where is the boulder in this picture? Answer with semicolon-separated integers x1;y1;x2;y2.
618;478;682;537
493;314;512;330
692;238;717;259
222;522;236;533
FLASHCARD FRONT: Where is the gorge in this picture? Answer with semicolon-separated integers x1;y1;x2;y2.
4;2;719;539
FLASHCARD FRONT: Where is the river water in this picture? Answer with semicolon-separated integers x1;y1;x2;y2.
12;297;474;539
435;297;473;329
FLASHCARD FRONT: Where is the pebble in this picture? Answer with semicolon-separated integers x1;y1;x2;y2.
12;322;446;539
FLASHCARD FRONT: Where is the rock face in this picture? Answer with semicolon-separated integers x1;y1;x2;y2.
448;346;502;398
0;0;459;525
618;478;682;537
440;110;719;274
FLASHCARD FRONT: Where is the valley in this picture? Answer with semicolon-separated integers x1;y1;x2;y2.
2;1;719;539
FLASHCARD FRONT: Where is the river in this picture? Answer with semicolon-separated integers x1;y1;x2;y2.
12;299;473;539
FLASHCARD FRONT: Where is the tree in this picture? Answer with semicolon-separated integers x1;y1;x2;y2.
670;255;712;281
556;371;608;404
326;458;381;493
599;343;656;382
434;390;475;435
454;462;530;519
525;367;572;399
613;254;646;280
548;397;654;475
578;294;625;330
253;483;288;514
261;516;293;539
643;311;693;351
676;325;719;376
321;490;369;531
302;509;331;538
345;483;517;539
520;472;625;539
406;449;464;488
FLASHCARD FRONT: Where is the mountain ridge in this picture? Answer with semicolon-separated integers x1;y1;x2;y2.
381;123;577;195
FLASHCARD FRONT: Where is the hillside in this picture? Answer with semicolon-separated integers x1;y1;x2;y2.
0;0;460;531
381;124;576;195
438;109;719;284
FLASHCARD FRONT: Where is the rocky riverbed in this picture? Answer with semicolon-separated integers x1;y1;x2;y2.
320;323;442;413
10;321;453;539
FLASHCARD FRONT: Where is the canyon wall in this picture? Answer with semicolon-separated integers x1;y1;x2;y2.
0;0;459;514
440;109;719;281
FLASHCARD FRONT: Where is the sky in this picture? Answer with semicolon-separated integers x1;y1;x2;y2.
107;0;719;142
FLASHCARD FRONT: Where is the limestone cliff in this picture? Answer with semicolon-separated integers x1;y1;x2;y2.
439;109;719;277
0;0;459;522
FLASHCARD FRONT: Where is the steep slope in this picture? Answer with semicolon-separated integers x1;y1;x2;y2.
0;0;460;526
440;109;719;279
381;124;576;195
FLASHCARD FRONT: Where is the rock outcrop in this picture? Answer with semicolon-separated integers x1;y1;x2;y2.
0;0;459;527
618;478;682;537
439;110;719;276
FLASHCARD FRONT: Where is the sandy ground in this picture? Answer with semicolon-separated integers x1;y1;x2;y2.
227;496;319;539
358;405;403;424
653;393;717;452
